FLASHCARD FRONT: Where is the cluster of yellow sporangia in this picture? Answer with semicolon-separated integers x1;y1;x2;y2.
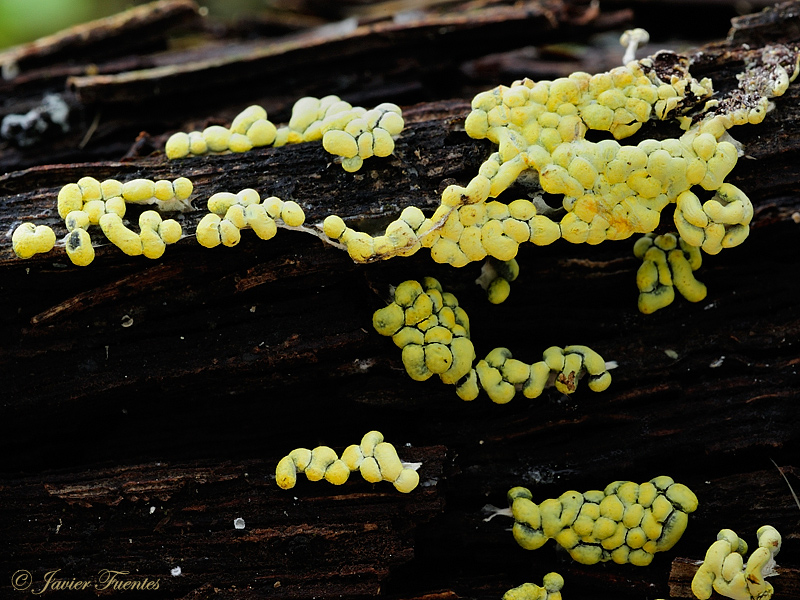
462;47;798;248
275;430;420;493
165;105;278;158
499;526;782;600
317;46;797;312
503;572;564;600
11;47;797;318
12;176;189;266
371;277;612;402
320;55;715;265
691;526;781;600
634;232;706;314
324;190;561;265
165;96;403;172
195;188;304;248
10;223;56;260
492;477;698;566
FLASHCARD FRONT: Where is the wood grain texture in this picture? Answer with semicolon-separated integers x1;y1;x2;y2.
1;1;799;598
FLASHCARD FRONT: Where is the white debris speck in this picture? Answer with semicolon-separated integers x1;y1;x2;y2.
170;567;182;577
149;506;155;514
353;358;375;372
1;93;70;146
665;349;679;359
710;356;725;368
121;314;133;327
2;60;20;79
234;517;245;530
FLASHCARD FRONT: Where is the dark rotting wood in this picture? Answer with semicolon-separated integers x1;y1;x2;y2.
1;1;799;599
0;0;203;79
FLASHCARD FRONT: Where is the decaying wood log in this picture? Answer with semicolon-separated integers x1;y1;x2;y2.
1;447;446;598
1;1;799;599
0;0;202;78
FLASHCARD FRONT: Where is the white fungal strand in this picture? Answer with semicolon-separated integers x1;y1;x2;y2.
621;28;649;65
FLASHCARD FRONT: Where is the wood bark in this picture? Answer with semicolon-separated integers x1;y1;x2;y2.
1;1;799;599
